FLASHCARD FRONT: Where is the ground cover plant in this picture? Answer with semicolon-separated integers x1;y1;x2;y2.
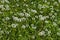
0;0;60;40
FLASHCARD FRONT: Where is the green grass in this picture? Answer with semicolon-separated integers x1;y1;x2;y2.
0;0;60;40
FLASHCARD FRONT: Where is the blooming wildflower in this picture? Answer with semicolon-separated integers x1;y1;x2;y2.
23;4;28;7
31;35;35;39
35;16;38;18
0;11;2;14
49;13;52;16
48;31;51;36
25;24;29;27
38;31;45;36
31;9;37;13
19;34;22;36
5;31;10;34
45;20;49;23
0;5;4;8
2;7;5;11
25;13;30;17
5;0;10;3
53;1;58;6
58;0;60;3
0;30;4;34
12;16;21;22
32;17;35;20
24;0;26;1
47;2;50;5
16;3;19;7
0;28;1;30
45;29;48;31
1;0;5;3
21;25;26;29
31;2;34;4
40;11;43;14
45;16;49;18
21;17;26;21
11;23;18;28
43;0;47;3
57;32;60;36
38;4;42;9
32;26;36;29
18;13;24;16
54;13;57;16
39;15;43;17
5;4;10;10
40;16;46;20
42;5;46;8
5;17;10;21
39;15;46;20
53;22;57;26
31;24;34;27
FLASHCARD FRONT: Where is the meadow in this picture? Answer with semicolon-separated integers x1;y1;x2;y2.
0;0;60;40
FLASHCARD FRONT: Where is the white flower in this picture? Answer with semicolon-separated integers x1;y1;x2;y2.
26;24;29;27
31;35;35;39
12;16;21;22
47;2;50;5
35;16;38;18
38;4;42;9
48;31;51;36
32;17;35;20
11;24;18;28
18;13;24;16
2;7;5;11
53;22;57;26
40;11;43;14
0;11;2;14
21;17;26;21
45;29;48;31
39;15;46;20
21;25;26;29
1;0;9;3
0;5;4;8
5;31;9;34
58;28;60;31
24;0;26;1
23;4;28;7
32;26;36;29
31;2;34;4
5;4;10;10
45;16;49;18
5;17;10;21
52;15;55;18
25;13;30;17
0;30;4;34
31;9;37;13
49;13;53;16
0;28;1;30
53;1;58;6
16;3;19;7
42;5;46;8
40;16;46;20
31;24;34;27
5;0;10;3
58;0;60;3
45;0;47;3
39;15;43;17
57;32;60;36
45;20;49;23
54;13;57;16
19;34;22;36
38;31;45;36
